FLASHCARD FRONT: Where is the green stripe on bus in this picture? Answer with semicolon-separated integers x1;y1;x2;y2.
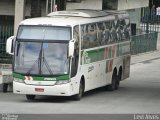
13;72;69;81
99;48;105;60
81;46;115;65
13;73;26;80
81;42;130;65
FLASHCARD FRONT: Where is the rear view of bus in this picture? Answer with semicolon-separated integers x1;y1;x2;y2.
6;10;131;101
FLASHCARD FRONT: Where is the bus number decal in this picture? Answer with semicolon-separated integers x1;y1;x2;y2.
88;66;94;72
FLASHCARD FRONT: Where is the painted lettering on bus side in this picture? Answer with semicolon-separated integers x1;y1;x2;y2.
88;66;94;72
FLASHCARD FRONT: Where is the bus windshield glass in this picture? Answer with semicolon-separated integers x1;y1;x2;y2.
17;26;71;40
14;42;69;76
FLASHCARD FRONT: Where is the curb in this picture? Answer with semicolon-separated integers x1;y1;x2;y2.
131;50;160;65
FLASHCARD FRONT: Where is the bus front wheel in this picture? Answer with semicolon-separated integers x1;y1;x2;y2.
26;95;35;100
73;80;84;101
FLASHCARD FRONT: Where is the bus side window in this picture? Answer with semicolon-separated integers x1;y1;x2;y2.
119;19;125;41
74;26;79;42
81;25;89;49
97;22;105;45
124;19;130;40
104;21;111;44
87;23;98;48
116;20;123;41
110;21;117;43
73;26;79;56
71;26;80;77
115;20;121;43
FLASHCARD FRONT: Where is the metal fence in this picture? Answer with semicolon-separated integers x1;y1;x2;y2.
130;7;159;55
131;32;158;55
141;7;160;33
141;7;160;23
0;16;14;64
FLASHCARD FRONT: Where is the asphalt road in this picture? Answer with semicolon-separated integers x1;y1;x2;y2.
0;56;160;114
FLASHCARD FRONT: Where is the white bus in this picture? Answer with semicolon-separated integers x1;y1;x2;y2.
6;10;131;100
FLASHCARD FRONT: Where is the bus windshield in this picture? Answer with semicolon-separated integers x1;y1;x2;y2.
14;25;71;76
17;26;71;40
14;42;69;76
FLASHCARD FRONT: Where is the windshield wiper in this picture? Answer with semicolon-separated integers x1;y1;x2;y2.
41;44;54;75
26;43;54;75
26;49;41;76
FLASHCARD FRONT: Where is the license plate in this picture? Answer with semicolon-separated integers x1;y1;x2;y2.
35;88;44;92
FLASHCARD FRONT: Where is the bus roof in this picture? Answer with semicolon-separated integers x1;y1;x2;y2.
20;10;129;27
48;9;127;18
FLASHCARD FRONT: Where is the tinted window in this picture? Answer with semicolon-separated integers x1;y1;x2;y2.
81;23;99;49
17;26;71;40
71;26;80;77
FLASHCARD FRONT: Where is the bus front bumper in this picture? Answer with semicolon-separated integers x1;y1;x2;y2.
13;81;73;96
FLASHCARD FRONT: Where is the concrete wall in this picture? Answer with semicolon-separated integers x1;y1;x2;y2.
14;0;25;35
1;0;149;35
66;0;102;10
0;0;15;15
118;0;149;10
66;0;149;10
14;0;47;34
128;8;141;26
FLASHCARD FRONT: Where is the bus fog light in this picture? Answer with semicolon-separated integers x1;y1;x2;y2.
14;78;25;83
55;80;70;85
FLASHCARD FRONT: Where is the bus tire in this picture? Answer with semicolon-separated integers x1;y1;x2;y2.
2;83;8;93
107;72;117;91
73;80;84;101
115;75;120;90
115;69;122;90
26;95;35;100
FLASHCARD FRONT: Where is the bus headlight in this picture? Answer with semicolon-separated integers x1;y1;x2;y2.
14;78;25;83
55;80;70;85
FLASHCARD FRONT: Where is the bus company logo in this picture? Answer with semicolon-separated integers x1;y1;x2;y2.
25;76;33;81
44;78;56;81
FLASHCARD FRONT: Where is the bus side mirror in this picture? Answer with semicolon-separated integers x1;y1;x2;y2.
68;41;75;57
6;36;14;55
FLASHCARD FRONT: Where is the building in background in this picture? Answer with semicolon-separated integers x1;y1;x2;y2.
66;0;149;35
0;0;150;62
0;0;15;63
0;0;152;64
0;0;150;35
